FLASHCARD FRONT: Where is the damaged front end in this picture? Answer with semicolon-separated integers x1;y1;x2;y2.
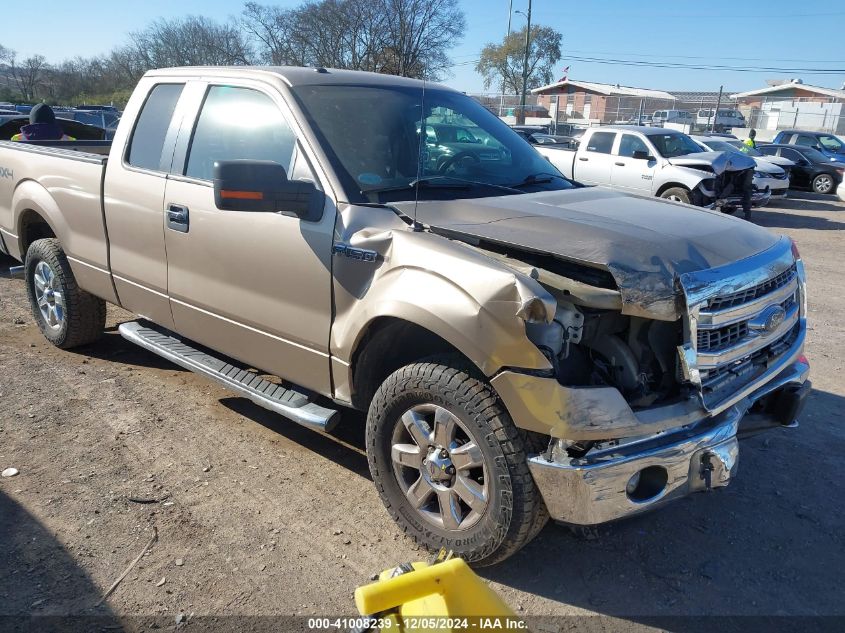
483;237;809;526
691;151;771;210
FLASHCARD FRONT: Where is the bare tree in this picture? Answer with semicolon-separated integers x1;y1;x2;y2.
121;16;253;74
242;0;464;80
7;53;49;101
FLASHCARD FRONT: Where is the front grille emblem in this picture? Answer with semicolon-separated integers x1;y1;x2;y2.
748;304;786;335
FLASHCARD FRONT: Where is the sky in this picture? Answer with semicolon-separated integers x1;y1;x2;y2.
2;0;844;94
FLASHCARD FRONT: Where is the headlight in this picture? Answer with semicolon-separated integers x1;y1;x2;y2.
753;171;767;179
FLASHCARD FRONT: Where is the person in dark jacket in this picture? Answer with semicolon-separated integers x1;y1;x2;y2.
11;104;74;141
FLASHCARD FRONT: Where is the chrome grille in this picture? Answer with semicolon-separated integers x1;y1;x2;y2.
697;322;748;352
707;264;796;311
700;323;801;399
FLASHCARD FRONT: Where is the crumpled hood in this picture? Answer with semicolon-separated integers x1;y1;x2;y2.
667;150;756;174
396;187;779;320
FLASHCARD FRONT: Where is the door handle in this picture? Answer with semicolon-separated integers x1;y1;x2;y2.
615;162;626;166
167;204;189;233
578;157;589;162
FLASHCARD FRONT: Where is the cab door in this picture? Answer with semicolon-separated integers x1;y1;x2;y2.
103;80;194;328
575;131;618;185
610;133;656;194
162;82;336;396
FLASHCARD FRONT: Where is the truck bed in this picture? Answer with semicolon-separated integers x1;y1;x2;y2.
0;139;116;302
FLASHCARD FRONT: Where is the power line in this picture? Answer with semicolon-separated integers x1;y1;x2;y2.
563;49;845;65
563;55;845;74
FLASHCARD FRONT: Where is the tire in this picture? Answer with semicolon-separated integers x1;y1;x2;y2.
659;187;691;204
25;238;106;349
812;173;835;195
366;358;548;566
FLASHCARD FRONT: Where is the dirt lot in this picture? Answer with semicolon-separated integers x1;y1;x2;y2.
1;192;844;631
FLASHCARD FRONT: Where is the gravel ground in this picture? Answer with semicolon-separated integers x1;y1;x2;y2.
1;191;843;632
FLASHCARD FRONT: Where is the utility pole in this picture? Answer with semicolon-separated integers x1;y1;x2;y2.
711;85;723;133
498;0;514;118
518;0;532;124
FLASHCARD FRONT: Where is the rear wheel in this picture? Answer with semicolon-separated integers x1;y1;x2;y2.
366;358;547;566
25;238;105;348
659;187;691;204
812;173;835;194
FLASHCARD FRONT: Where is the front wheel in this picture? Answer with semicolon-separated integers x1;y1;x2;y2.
366;359;548;566
659;187;691;204
25;238;106;348
812;173;835;195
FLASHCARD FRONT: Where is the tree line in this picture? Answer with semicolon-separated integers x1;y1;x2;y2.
0;0;465;107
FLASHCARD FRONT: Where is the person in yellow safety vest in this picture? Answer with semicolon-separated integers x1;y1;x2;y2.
743;128;757;151
11;104;75;141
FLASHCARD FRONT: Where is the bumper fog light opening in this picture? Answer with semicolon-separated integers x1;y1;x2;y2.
625;466;669;503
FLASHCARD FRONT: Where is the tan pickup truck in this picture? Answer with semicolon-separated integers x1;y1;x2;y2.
0;67;810;565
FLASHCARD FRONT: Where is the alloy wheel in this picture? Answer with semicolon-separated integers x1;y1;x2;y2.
33;261;64;330
390;403;488;531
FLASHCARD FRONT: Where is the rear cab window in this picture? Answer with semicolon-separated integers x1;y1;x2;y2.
126;83;185;172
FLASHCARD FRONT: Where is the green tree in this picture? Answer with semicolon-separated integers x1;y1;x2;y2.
476;25;562;94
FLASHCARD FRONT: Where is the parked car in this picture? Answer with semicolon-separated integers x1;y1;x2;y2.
757;144;845;194
652;110;694;126
67;108;121;130
696;108;745;131
534;125;769;212
729;139;795;169
772;130;845;162
0;109;22;126
514;129;578;149
0;66;810;565
692;136;789;201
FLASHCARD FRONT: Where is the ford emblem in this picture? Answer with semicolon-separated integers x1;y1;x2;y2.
749;305;786;335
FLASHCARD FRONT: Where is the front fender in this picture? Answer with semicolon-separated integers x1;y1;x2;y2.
654;165;711;193
330;206;555;400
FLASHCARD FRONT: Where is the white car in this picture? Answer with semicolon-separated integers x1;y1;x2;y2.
693;136;790;201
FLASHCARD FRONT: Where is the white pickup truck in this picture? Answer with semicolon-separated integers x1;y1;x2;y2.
535;125;770;215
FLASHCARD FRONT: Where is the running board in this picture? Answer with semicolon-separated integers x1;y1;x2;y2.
118;321;339;433
3;265;25;279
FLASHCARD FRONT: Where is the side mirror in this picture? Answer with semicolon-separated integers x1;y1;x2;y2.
797;159;810;166
632;150;652;161
213;160;324;221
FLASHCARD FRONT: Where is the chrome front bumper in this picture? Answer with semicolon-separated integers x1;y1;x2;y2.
527;357;809;526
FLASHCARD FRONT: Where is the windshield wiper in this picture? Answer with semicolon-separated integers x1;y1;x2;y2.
363;175;522;196
508;172;569;188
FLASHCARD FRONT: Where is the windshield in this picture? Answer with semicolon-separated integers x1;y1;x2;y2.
291;84;574;202
819;135;844;152
727;140;763;157
800;147;830;163
650;133;704;158
702;139;741;153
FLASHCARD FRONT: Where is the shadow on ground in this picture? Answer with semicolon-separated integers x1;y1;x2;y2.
755;207;845;231
0;490;124;632
479;387;845;627
215;383;845;627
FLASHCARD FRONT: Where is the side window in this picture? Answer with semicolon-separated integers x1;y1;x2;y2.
781;148;802;162
795;135;816;147
127;83;185;171
617;134;649;158
586;132;615;154
185;86;296;182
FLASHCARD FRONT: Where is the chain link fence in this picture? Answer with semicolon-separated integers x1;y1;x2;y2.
471;90;844;136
